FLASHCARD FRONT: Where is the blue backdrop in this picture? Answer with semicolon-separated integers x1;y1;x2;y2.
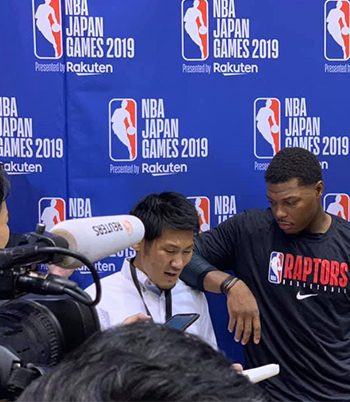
1;0;350;363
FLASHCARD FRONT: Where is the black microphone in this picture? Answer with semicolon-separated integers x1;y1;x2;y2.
0;229;69;271
16;272;69;295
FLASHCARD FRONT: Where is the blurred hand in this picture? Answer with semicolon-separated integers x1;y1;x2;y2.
122;313;152;326
227;280;261;345
48;264;74;279
231;363;243;372
0;201;9;248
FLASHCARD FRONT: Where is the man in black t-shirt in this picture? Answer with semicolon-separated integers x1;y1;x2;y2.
181;147;350;401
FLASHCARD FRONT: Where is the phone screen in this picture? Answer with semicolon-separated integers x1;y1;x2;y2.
165;313;200;331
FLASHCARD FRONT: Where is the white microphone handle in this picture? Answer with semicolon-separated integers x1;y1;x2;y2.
50;215;144;269
242;364;280;383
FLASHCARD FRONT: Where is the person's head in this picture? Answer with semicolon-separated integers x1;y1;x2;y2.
335;194;342;203
194;0;200;8
265;99;272;107
0;164;10;247
121;99;128;109
265;147;324;234
50;199;57;208
18;322;266;402
130;192;199;289
337;0;342;9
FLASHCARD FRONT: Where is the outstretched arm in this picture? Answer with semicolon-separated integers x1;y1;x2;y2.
201;269;261;345
55;211;61;224
126;112;133;129
341;14;348;30
198;12;205;28
181;216;261;345
50;7;58;25
341;208;346;219
271;111;277;127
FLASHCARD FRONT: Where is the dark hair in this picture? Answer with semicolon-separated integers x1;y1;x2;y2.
265;147;322;186
0;163;10;205
130;192;199;241
18;322;266;402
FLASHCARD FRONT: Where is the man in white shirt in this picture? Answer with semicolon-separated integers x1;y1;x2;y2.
85;192;217;348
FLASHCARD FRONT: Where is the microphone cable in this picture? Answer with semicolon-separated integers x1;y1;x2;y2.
15;247;101;307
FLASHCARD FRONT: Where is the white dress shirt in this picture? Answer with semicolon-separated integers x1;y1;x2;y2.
85;259;217;348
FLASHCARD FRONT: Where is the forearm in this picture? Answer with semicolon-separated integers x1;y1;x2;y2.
182;218;238;290
203;270;232;293
181;252;218;291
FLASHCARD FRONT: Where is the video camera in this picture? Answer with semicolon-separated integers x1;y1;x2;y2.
0;224;101;399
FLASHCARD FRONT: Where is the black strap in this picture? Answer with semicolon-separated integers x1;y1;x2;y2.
130;262;172;321
7;366;41;392
165;288;172;320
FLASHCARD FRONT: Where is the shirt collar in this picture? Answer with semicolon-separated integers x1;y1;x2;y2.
122;258;162;296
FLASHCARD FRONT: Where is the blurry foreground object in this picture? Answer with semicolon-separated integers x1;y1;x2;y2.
18;321;267;402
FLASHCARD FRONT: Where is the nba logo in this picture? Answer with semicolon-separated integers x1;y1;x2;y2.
254;98;281;159
182;0;209;61
324;0;350;61
109;99;137;162
38;197;66;232
268;251;284;284
187;196;210;232
323;193;350;221
32;0;63;59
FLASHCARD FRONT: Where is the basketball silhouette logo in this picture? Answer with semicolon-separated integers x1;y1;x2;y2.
109;99;137;162
38;197;66;231
325;0;350;61
182;0;209;61
32;0;63;59
324;193;349;221
254;98;281;159
187;196;210;232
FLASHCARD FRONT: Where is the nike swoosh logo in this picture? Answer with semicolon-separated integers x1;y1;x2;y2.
296;291;318;300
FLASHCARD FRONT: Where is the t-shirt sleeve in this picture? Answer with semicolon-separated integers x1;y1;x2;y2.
180;252;218;290
181;213;243;290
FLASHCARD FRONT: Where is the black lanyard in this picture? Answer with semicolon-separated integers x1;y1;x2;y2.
129;262;172;321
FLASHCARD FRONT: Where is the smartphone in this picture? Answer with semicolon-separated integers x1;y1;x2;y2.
165;313;200;331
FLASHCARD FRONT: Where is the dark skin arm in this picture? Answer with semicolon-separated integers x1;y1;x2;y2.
203;271;261;345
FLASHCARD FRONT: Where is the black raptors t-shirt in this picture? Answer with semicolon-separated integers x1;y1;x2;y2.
182;209;350;401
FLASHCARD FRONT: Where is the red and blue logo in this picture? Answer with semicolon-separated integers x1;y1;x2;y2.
109;99;137;162
38;197;66;231
32;0;63;59
268;251;284;284
182;0;209;61
323;193;349;221
254;98;281;159
324;0;350;61
187;196;210;232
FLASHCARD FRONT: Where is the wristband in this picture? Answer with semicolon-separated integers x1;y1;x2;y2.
220;275;234;294
225;277;240;295
220;276;239;295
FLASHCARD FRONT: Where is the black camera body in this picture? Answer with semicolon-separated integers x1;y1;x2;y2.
0;228;101;399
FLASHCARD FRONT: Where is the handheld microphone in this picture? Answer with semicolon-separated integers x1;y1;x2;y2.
50;215;145;269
